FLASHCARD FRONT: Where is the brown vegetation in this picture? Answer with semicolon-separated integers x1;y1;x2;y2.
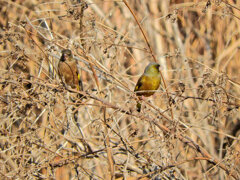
0;0;240;179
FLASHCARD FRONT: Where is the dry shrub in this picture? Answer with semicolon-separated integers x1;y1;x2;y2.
0;0;240;179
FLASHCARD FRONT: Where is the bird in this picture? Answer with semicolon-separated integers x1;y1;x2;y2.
134;62;161;112
58;49;83;91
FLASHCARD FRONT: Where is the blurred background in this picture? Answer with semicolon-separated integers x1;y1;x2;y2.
0;0;240;179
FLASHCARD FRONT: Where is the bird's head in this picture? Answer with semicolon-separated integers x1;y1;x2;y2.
60;49;73;62
144;62;160;75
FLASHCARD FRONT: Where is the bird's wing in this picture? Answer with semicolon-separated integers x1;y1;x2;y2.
134;74;146;92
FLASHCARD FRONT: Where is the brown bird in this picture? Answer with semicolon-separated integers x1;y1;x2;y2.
134;62;161;112
58;49;83;91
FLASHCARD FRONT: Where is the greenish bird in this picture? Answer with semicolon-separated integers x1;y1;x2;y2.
134;62;161;112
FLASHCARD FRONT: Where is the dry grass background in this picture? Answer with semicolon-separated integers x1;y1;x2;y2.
0;0;240;179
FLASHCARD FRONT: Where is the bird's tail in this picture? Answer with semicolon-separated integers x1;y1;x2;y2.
77;73;83;91
137;102;141;112
76;73;86;99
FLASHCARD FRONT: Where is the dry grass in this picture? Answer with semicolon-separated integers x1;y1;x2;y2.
0;0;240;179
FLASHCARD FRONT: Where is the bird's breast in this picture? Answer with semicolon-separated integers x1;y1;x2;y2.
137;74;161;97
